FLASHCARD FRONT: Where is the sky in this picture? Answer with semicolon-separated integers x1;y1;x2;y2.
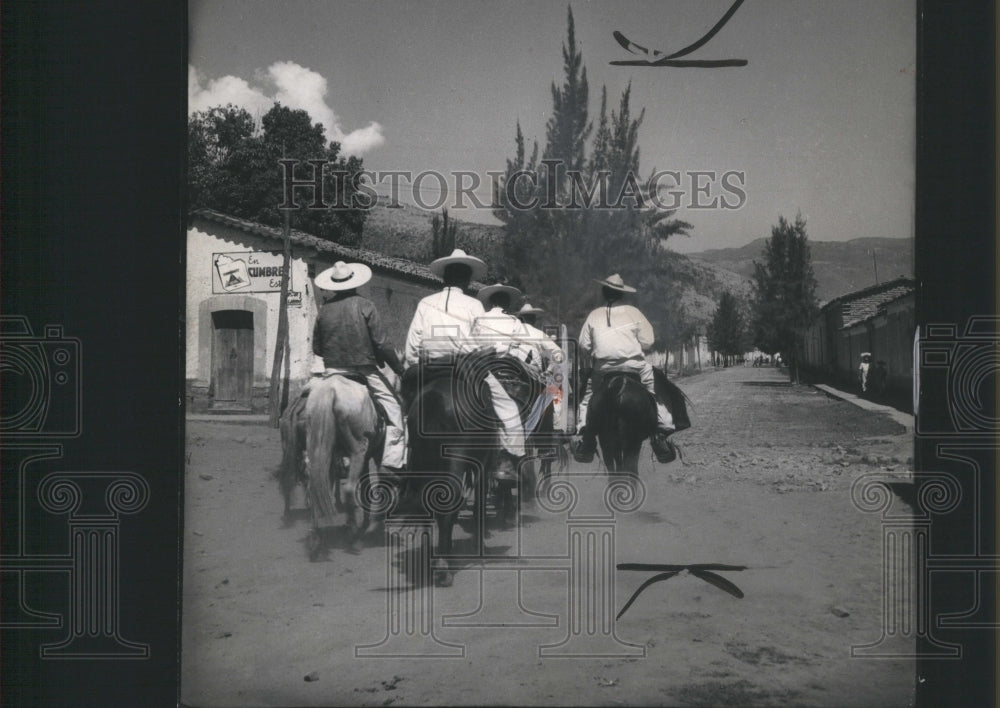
188;0;915;254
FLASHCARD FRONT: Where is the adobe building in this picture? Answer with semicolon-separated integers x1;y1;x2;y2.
185;209;443;413
801;277;916;396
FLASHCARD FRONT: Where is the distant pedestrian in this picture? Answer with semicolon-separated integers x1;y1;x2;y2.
859;352;872;394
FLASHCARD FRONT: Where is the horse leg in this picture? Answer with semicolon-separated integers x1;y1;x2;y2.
434;501;457;587
621;442;642;491
432;458;466;588
341;446;369;553
278;400;304;527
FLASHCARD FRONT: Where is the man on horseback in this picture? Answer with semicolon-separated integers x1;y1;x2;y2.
571;273;675;463
404;249;527;480
516;302;564;432
312;261;407;475
472;283;533;365
517;303;563;377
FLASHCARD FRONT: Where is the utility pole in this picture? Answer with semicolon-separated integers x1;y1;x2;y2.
269;205;293;427
869;248;879;285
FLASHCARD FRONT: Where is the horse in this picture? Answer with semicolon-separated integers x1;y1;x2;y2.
398;353;503;587
277;391;309;524
587;367;691;480
278;374;384;561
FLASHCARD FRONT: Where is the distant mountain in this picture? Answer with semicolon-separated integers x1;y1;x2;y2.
360;203;745;326
686;237;913;303
360;205;910;327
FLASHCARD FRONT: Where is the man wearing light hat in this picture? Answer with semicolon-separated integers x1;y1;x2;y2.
313;261;407;474
516;302;565;433
572;273;675;463
404;250;526;479
472;282;533;368
516;302;563;380
859;352;872;394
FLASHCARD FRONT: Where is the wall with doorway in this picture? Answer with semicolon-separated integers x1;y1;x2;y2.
185;221;320;413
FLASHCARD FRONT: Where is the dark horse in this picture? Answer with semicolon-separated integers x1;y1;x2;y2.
398;353;504;587
588;368;691;477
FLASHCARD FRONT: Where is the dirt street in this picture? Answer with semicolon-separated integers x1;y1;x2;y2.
181;365;915;707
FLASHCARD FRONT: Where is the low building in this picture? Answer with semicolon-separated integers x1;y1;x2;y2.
802;277;916;396
185;210;443;413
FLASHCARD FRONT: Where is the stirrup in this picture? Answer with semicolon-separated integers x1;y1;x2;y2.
650;432;677;464
494;453;521;482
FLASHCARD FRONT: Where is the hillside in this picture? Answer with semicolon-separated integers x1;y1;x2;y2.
359;204;912;326
686;237;913;303
361;203;505;275
360;203;743;327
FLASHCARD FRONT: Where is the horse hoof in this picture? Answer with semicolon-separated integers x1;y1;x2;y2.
306;531;326;562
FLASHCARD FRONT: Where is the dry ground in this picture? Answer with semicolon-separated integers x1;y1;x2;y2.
182;365;915;707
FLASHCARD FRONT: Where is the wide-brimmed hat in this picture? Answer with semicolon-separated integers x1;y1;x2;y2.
595;273;637;293
517;302;546;316
428;248;487;281
315;261;372;291
860;352;872;359
477;282;523;305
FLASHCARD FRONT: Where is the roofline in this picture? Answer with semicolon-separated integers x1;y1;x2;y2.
189;208;448;288
840;289;916;330
818;276;916;314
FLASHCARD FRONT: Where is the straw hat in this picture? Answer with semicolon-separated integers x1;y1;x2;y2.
477;282;523;305
428;248;488;281
517;302;546;316
315;261;372;291
595;273;637;293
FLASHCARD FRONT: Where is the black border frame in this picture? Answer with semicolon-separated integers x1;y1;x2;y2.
1;1;994;705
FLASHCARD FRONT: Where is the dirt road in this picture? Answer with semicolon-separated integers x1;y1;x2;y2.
182;365;915;706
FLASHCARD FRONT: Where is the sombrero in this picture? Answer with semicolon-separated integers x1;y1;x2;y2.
477;282;523;305
517;302;546;316
595;273;637;293
315;261;372;291
428;248;488;281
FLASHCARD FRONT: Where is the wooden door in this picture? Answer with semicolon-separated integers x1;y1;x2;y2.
212;310;253;406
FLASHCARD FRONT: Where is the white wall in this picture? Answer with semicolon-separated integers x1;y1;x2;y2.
186;223;321;386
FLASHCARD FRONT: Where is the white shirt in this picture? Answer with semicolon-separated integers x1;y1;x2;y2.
522;322;563;377
579;303;655;363
471;307;536;366
405;287;485;367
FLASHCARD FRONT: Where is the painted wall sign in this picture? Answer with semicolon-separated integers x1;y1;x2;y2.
212;252;293;293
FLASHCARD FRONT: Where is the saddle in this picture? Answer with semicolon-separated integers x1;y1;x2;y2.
400;352;499;430
586;368;691;433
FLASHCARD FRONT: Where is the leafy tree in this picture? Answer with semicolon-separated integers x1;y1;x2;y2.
494;6;694;340
750;214;819;380
188;103;367;247
707;291;745;366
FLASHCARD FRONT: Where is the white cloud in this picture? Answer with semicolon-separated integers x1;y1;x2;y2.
188;62;385;156
188;66;271;118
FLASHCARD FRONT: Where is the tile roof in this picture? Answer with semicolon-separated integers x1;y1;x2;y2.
834;278;915;329
190;209;448;288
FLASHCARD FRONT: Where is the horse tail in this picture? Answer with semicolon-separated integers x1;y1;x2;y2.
276;392;307;512
304;377;341;528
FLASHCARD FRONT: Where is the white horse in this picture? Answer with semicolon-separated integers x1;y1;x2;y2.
279;374;384;560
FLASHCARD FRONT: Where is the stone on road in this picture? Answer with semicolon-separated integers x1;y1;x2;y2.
182;365;913;706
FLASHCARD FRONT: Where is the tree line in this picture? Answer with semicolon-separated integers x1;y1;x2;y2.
708;213;819;378
188;103;368;247
186;6;820;369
